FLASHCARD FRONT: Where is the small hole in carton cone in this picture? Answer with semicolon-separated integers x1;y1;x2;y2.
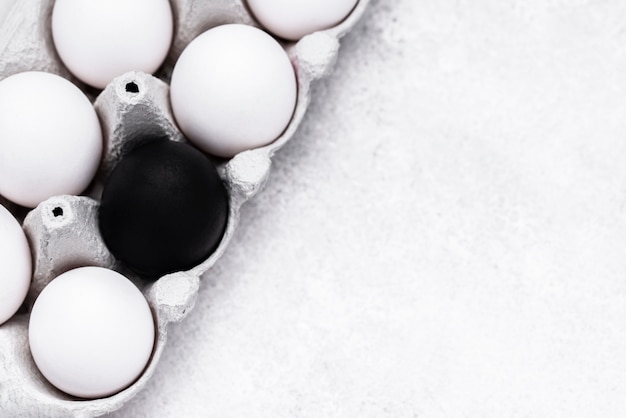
52;207;63;217
125;82;139;93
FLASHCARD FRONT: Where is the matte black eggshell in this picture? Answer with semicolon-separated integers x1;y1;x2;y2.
98;139;229;278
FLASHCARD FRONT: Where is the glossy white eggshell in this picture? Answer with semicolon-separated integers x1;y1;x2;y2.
51;0;173;89
0;71;102;208
247;0;359;40
28;267;155;399
170;24;297;158
0;204;31;325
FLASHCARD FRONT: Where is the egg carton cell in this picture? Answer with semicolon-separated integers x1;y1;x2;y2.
0;0;370;416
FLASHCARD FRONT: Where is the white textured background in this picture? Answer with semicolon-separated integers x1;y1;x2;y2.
110;1;626;417
4;0;626;416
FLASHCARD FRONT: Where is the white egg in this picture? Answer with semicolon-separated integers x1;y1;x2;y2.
52;0;173;89
0;204;31;325
29;267;155;399
247;0;359;40
170;24;297;158
0;72;102;208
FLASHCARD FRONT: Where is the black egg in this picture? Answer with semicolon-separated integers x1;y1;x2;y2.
98;139;229;278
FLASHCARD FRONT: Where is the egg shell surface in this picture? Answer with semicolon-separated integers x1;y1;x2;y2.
170;24;297;158
28;267;155;399
0;204;31;325
247;0;359;40
98;139;229;278
52;0;173;89
0;71;102;208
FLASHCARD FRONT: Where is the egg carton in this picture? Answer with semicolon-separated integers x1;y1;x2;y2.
0;0;369;417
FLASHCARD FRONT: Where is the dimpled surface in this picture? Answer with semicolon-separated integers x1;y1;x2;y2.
28;267;155;399
170;24;297;158
51;0;173;89
247;0;359;40
0;204;31;325
98;139;229;278
0;71;102;208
